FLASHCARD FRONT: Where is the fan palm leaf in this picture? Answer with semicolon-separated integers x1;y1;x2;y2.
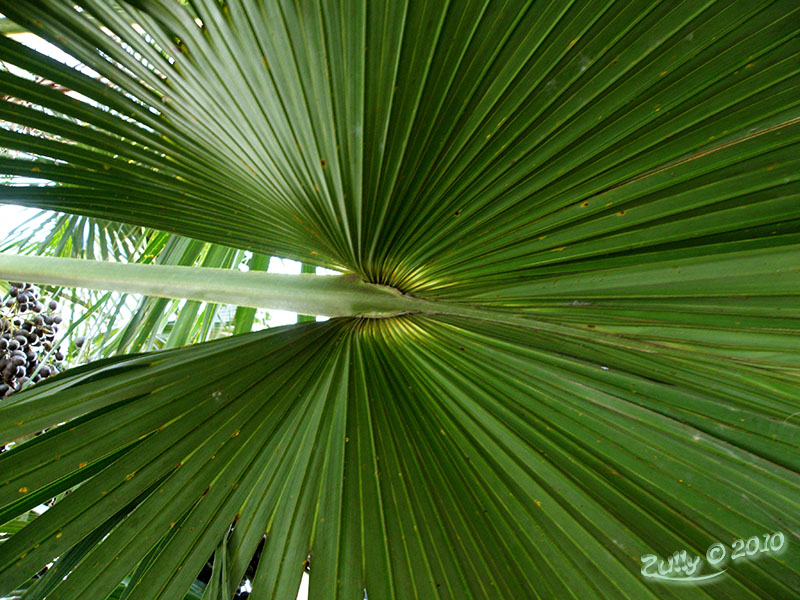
0;2;798;599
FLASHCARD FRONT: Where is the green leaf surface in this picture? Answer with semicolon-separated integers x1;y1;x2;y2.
0;2;798;599
0;320;798;600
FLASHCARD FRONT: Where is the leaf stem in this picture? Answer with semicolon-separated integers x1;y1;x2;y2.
0;254;418;318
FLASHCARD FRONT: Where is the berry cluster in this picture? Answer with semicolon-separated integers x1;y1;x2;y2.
1;282;67;399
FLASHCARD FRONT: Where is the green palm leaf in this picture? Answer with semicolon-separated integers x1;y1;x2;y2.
0;1;799;599
0;209;278;356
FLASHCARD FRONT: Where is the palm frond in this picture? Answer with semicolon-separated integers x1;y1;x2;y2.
0;319;798;599
0;2;798;599
0;208;281;358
